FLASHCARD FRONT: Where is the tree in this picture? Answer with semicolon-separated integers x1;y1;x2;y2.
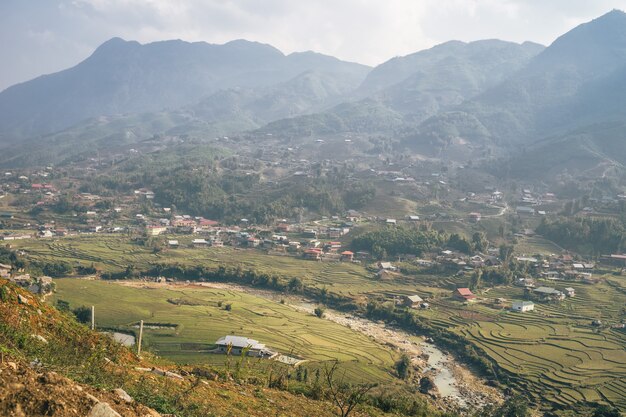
395;354;411;379
448;233;472;254
314;307;325;318
591;404;621;417
323;361;376;417
56;300;71;312
470;269;483;291
288;277;303;293
499;244;514;262
72;305;92;324
472;232;488;253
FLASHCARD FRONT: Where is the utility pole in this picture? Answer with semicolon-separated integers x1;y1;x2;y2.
137;320;144;357
91;306;95;330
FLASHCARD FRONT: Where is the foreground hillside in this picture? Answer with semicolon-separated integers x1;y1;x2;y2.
0;279;412;417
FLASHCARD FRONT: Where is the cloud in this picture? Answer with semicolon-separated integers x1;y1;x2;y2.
2;0;626;90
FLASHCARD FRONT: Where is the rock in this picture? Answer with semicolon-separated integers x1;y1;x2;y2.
29;358;43;369
112;388;133;403
13;403;26;417
165;371;183;380
6;361;17;371
9;383;25;390
87;402;121;417
17;294;29;305
85;393;100;403
31;334;48;344
151;368;183;380
40;372;64;385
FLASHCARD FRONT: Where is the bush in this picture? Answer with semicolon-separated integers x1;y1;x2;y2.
314;307;325;318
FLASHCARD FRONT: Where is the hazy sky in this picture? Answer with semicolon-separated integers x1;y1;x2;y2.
2;0;626;90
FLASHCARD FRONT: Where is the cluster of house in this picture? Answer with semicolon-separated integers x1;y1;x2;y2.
439;249;500;272
513;254;598;284
507;286;576;313
134;215;371;264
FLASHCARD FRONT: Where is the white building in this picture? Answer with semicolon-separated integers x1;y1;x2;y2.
512;300;535;312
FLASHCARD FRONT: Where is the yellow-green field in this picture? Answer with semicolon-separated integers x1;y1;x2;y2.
52;278;398;383
14;234;428;296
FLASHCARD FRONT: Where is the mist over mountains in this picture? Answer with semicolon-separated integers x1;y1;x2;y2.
2;10;626;179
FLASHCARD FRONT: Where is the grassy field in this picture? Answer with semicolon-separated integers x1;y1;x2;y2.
52;278;399;384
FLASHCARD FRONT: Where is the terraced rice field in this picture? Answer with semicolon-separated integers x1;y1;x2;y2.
52;278;398;383
418;279;626;410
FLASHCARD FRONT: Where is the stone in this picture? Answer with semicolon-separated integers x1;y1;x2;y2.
17;294;29;305
40;372;64;385
112;388;133;403
31;334;48;344
85;393;100;403
87;402;122;417
6;361;17;371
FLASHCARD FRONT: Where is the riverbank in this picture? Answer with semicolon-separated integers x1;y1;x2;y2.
114;279;502;411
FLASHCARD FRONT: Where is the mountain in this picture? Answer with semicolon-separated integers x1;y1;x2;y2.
408;10;626;155
255;39;544;139
358;39;544;116
0;38;370;141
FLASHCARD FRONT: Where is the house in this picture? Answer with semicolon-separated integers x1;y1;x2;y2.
214;336;272;357
515;277;536;287
468;212;481;223
385;219;397;226
378;262;397;271
454;288;476;301
198;219;219;228
533;286;565;301
402;295;424;308
516;206;535;216
246;237;261;247
340;251;354;262
511;300;535;312
407;215;420;222
192;239;209;248
146;226;167;236
168;240;179;248
564;287;575;297
303;249;322;261
303;229;317;238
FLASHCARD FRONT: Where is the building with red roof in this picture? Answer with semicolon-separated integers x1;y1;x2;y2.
454;288;476;301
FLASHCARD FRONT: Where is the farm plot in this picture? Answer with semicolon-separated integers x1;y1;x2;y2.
52;278;399;383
